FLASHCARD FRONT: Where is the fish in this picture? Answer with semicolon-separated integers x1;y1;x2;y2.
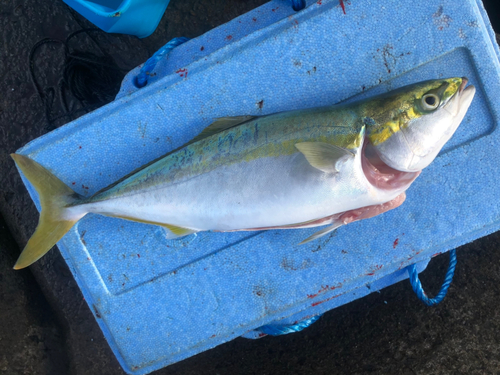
11;77;475;269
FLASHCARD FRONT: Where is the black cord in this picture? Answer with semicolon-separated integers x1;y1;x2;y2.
29;28;127;131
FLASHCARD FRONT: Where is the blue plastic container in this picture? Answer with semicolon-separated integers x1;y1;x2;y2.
15;0;500;373
63;0;171;38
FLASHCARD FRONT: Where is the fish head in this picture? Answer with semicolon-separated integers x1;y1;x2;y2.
365;77;476;172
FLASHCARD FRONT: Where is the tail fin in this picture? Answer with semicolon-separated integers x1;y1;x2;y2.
11;154;84;270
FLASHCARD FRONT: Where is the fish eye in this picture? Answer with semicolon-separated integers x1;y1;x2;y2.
421;93;440;111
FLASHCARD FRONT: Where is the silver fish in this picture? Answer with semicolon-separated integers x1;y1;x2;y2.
11;77;475;269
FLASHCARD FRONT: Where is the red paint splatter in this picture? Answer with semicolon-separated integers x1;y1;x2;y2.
252;17;257;22
317;0;322;4
339;0;346;14
200;46;204;51
210;334;216;338
258;333;267;337
82;184;89;190
175;68;188;78
432;252;442;257
366;265;383;276
87;257;91;261
272;7;279;12
79;146;82;149
72;182;75;185
393;238;399;248
307;284;342;299
137;254;140;258
225;35;233;41
312;294;340;307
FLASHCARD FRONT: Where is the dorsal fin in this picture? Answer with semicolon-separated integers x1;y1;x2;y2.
90;115;256;197
188;116;256;144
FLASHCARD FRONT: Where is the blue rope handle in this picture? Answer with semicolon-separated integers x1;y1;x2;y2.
407;249;457;306
291;0;306;11
134;37;190;88
256;314;322;336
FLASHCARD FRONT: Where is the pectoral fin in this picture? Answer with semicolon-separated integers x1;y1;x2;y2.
298;222;343;245
295;142;354;173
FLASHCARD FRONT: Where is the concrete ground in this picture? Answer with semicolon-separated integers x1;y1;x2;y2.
0;1;499;374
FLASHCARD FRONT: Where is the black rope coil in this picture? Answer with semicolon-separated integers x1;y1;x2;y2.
29;28;126;130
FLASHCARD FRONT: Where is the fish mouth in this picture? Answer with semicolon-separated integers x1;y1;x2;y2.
458;77;475;106
361;141;420;190
459;77;468;93
445;77;475;116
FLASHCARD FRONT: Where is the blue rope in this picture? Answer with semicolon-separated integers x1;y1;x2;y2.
256;314;322;336
291;0;306;11
134;37;190;88
407;249;457;306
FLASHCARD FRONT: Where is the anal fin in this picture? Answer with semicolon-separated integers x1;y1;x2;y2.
162;223;198;239
101;213;198;239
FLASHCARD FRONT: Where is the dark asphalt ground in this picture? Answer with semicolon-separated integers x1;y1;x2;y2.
1;1;500;374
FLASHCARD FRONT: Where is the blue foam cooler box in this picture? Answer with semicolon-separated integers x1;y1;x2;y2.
15;0;500;373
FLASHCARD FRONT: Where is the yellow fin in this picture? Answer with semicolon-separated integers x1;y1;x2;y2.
295;142;354;173
188;116;256;144
102;213;198;238
162;223;198;237
11;154;83;269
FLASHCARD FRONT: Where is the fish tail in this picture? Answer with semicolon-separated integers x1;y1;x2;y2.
11;154;85;270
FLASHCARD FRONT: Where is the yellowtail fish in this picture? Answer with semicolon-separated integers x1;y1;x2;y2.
11;77;475;269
